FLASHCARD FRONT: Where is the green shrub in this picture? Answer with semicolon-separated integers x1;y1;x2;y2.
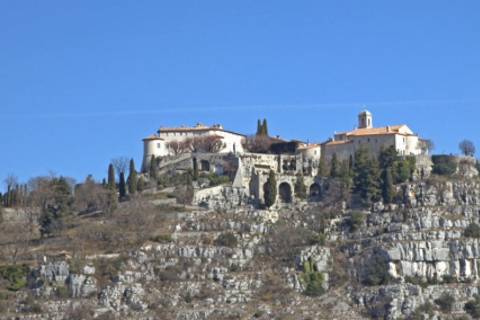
300;258;325;297
215;232;238;248
200;172;230;186
0;264;30;291
464;294;480;319
152;234;174;243
432;155;457;176
364;254;392;286
155;265;182;282
435;292;455;313
464;222;480;238
0;292;9;300
347;211;365;232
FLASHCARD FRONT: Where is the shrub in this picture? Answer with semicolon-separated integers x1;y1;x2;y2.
347;211;365;232
152;234;174;243
435;292;455;313
215;232;238;248
200;172;230;186
300;258;325;297
464;222;480;238
432;155;457;176
364;254;392;286
0;264;30;291
155;266;182;282
464;294;480;319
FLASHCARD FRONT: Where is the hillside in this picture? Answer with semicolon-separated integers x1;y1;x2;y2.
1;156;480;319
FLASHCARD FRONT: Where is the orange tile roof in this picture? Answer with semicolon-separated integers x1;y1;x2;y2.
157;124;245;137
324;140;353;146
337;124;409;137
143;134;163;141
297;143;321;150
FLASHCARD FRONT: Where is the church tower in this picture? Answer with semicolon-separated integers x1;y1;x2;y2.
358;109;373;129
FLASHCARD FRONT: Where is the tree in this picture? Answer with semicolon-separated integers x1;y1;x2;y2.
186;174;194;205
262;119;269;136
294;172;307;199
317;155;330;177
263;170;277;208
150;155;159;180
338;159;353;193
127;158;137;195
459;139;475;156
107;164;116;191
242;135;273;153
378;145;397;171
38;176;75;236
118;172;126;200
198;136;226;153
464;294;480;319
111;156;129;177
193;158;199;181
256;119;262;135
382;168;394;204
353;144;381;204
330;152;340;178
169;140;189;155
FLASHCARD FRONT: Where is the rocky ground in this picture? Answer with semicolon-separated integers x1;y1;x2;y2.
4;176;480;319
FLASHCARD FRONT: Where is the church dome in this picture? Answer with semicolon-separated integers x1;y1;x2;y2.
358;109;372;117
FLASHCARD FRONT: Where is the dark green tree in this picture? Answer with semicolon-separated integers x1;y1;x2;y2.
317;155;330;177
127;158;137;195
464;294;480;319
150;155;159;180
330;152;340;178
119;172;126;200
353;144;381;204
294;172;307;199
107;164;116;191
262;119;268;136
38;177;75;236
193;158;199;181
263;170;277;208
382;167;394;204
256;119;262;135
339;159;353;192
186;174;194;205
378;145;397;171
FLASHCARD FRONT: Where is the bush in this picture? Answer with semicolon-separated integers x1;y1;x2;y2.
200;172;230;186
432;155;457;176
464;294;480;319
300;258;325;297
152;234;174;243
464;222;480;238
435;292;455;313
215;232;238;248
155;266;182;282
347;211;365;232
0;264;30;291
364;254;392;286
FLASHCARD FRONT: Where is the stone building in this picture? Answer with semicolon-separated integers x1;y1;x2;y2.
142;123;245;172
321;110;427;163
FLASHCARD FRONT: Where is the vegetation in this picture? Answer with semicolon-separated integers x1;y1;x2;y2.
107;164;116;190
300;258;325;297
464;222;480;238
127;158;137;195
294;172;307;199
0;264;30;291
434;292;455;313
464;294;480;319
346;211;365;232
150;155;159;180
459;139;475;156
432;155;457;176
364;254;392;286
263;170;277;208
215;232;238;248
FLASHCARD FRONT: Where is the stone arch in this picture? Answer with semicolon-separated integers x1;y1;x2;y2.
310;183;321;198
279;182;292;203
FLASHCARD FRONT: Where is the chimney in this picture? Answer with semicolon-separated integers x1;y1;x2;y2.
386;126;391;132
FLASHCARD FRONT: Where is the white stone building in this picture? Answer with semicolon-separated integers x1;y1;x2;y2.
322;110;427;163
141;123;245;172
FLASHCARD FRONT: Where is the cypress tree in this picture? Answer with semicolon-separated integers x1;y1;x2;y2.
119;172;126;200
263;170;277;208
107;164;116;190
193;158;199;181
353;143;381;203
256;119;262;135
330;152;340;178
102;178;107;188
294;172;307;199
127;158;137;195
186;174;194;205
262;119;268;136
339;159;353;191
317;155;330;177
150;155;159;180
383;167;394;204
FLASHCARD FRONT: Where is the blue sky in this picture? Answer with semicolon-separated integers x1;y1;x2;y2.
1;1;479;192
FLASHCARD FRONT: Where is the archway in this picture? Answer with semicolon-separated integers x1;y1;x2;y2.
310;183;321;198
279;182;292;203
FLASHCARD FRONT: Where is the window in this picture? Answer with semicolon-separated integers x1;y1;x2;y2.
157;143;161;149
244;168;250;177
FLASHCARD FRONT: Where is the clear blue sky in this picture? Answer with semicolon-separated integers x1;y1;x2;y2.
1;1;479;192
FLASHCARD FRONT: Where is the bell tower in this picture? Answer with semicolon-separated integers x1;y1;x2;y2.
358;109;372;129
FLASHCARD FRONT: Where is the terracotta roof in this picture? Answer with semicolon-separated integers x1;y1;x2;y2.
297;143;321;150
324;140;353;146
143;134;163;141
336;124;409;137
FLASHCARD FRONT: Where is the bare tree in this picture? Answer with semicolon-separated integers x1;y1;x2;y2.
111;156;130;176
169;140;189;155
199;135;226;153
459;139;476;156
242;135;273;153
418;138;435;154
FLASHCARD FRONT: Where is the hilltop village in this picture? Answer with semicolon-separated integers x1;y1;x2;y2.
141;110;430;207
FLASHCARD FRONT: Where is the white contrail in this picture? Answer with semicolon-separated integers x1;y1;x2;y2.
0;98;476;118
